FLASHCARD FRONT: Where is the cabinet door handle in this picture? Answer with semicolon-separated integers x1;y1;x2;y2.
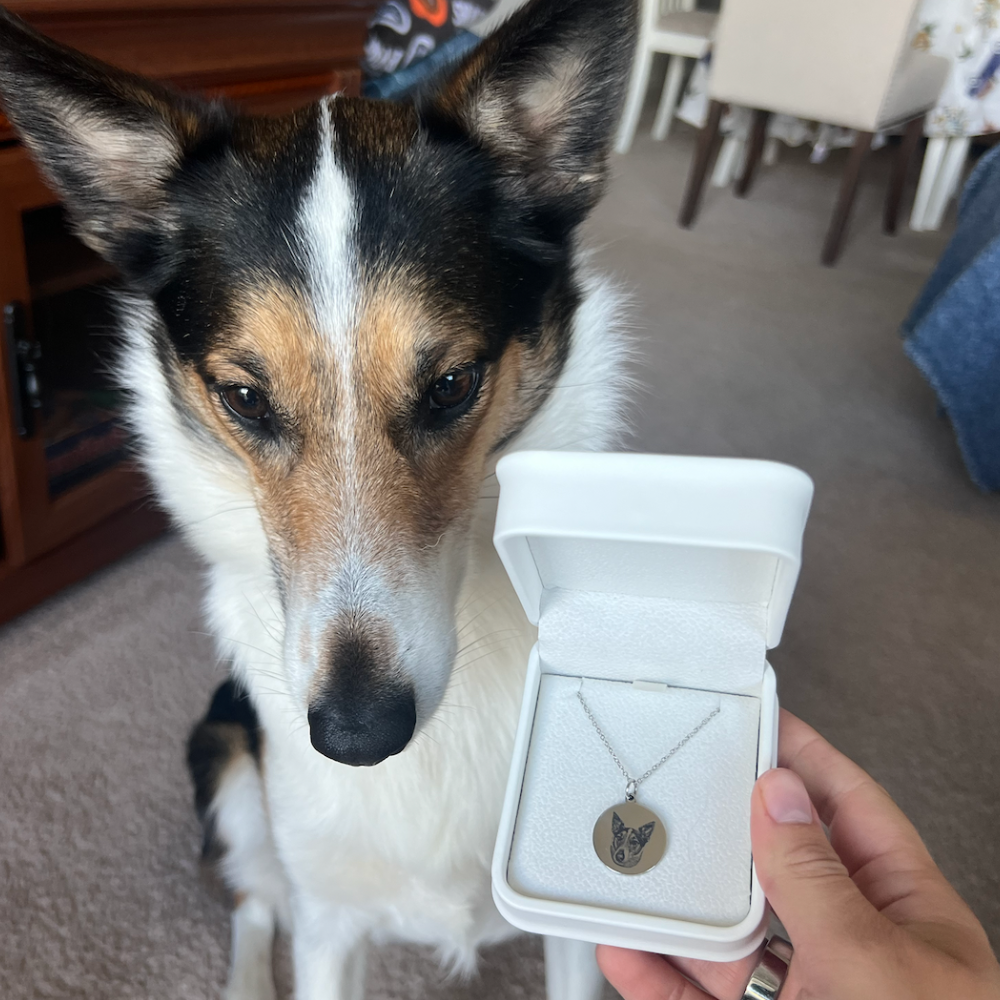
4;301;42;440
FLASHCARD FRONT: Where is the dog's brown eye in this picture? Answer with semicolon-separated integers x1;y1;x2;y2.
221;385;270;421
428;367;479;410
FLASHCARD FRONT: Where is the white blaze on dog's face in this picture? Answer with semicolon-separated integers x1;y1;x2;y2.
0;0;635;765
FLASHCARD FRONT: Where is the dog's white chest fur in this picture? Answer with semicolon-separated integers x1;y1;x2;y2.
257;503;533;961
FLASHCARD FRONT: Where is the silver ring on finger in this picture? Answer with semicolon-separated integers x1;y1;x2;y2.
741;935;793;1000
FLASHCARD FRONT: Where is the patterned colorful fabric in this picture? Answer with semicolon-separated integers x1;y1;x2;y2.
914;0;1000;137
363;30;481;99
362;0;496;79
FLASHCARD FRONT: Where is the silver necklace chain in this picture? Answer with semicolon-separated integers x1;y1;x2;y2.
577;688;721;801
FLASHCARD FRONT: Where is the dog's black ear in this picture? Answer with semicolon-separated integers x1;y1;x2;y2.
0;7;223;281
611;812;626;837
636;821;655;848
423;0;637;234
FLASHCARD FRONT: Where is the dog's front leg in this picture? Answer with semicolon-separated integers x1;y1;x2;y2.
292;896;369;1000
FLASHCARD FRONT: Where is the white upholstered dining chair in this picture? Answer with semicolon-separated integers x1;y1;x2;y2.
615;0;717;153
677;0;949;264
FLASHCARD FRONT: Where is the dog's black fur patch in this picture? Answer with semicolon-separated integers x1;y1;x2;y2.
186;679;261;860
150;109;324;364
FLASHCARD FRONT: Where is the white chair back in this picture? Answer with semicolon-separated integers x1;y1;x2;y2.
709;0;945;130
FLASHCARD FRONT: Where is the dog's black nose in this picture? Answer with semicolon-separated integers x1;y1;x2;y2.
307;680;416;767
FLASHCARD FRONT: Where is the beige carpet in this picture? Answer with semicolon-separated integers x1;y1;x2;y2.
3;121;999;999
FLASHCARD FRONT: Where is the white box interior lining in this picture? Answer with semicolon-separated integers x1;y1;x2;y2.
508;674;761;926
538;587;768;695
527;537;781;607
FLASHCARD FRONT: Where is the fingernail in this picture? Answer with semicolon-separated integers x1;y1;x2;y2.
760;768;813;824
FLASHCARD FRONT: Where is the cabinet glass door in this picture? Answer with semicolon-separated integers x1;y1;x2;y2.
22;204;128;498
0;146;151;563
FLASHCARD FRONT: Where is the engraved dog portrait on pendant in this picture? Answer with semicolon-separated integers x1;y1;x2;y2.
611;811;655;868
593;800;667;875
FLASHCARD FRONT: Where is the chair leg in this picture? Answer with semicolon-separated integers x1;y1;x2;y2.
944;136;971;200
652;55;687;141
910;136;946;231
883;115;924;234
679;99;724;228
615;43;654;155
544;938;604;1000
735;109;771;197
712;135;743;187
925;136;970;229
821;130;874;266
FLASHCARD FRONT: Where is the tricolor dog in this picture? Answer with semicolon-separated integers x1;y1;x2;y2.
0;1;636;996
611;812;656;869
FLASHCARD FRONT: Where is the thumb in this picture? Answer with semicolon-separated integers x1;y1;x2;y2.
751;768;878;948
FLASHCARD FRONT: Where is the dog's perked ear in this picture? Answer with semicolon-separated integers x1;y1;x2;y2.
422;0;637;242
0;6;223;285
635;821;655;848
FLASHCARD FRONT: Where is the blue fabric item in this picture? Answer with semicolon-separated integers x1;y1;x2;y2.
902;144;1000;491
363;30;480;100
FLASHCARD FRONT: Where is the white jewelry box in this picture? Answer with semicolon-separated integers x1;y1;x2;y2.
491;452;814;962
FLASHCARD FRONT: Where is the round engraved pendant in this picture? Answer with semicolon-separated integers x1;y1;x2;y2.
593;800;667;875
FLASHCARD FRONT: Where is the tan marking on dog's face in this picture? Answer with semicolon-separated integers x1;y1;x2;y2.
204;284;349;573
353;277;517;530
368;274;537;506
188;277;528;593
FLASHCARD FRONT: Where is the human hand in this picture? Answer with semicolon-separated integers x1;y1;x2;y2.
597;708;1000;1000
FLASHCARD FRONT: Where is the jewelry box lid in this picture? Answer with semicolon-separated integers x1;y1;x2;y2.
493;452;813;649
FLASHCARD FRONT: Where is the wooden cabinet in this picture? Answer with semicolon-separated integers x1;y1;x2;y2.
0;0;376;624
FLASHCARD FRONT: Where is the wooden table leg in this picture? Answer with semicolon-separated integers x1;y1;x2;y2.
883;116;924;234
679;99;724;228
735;109;771;198
821;130;874;266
